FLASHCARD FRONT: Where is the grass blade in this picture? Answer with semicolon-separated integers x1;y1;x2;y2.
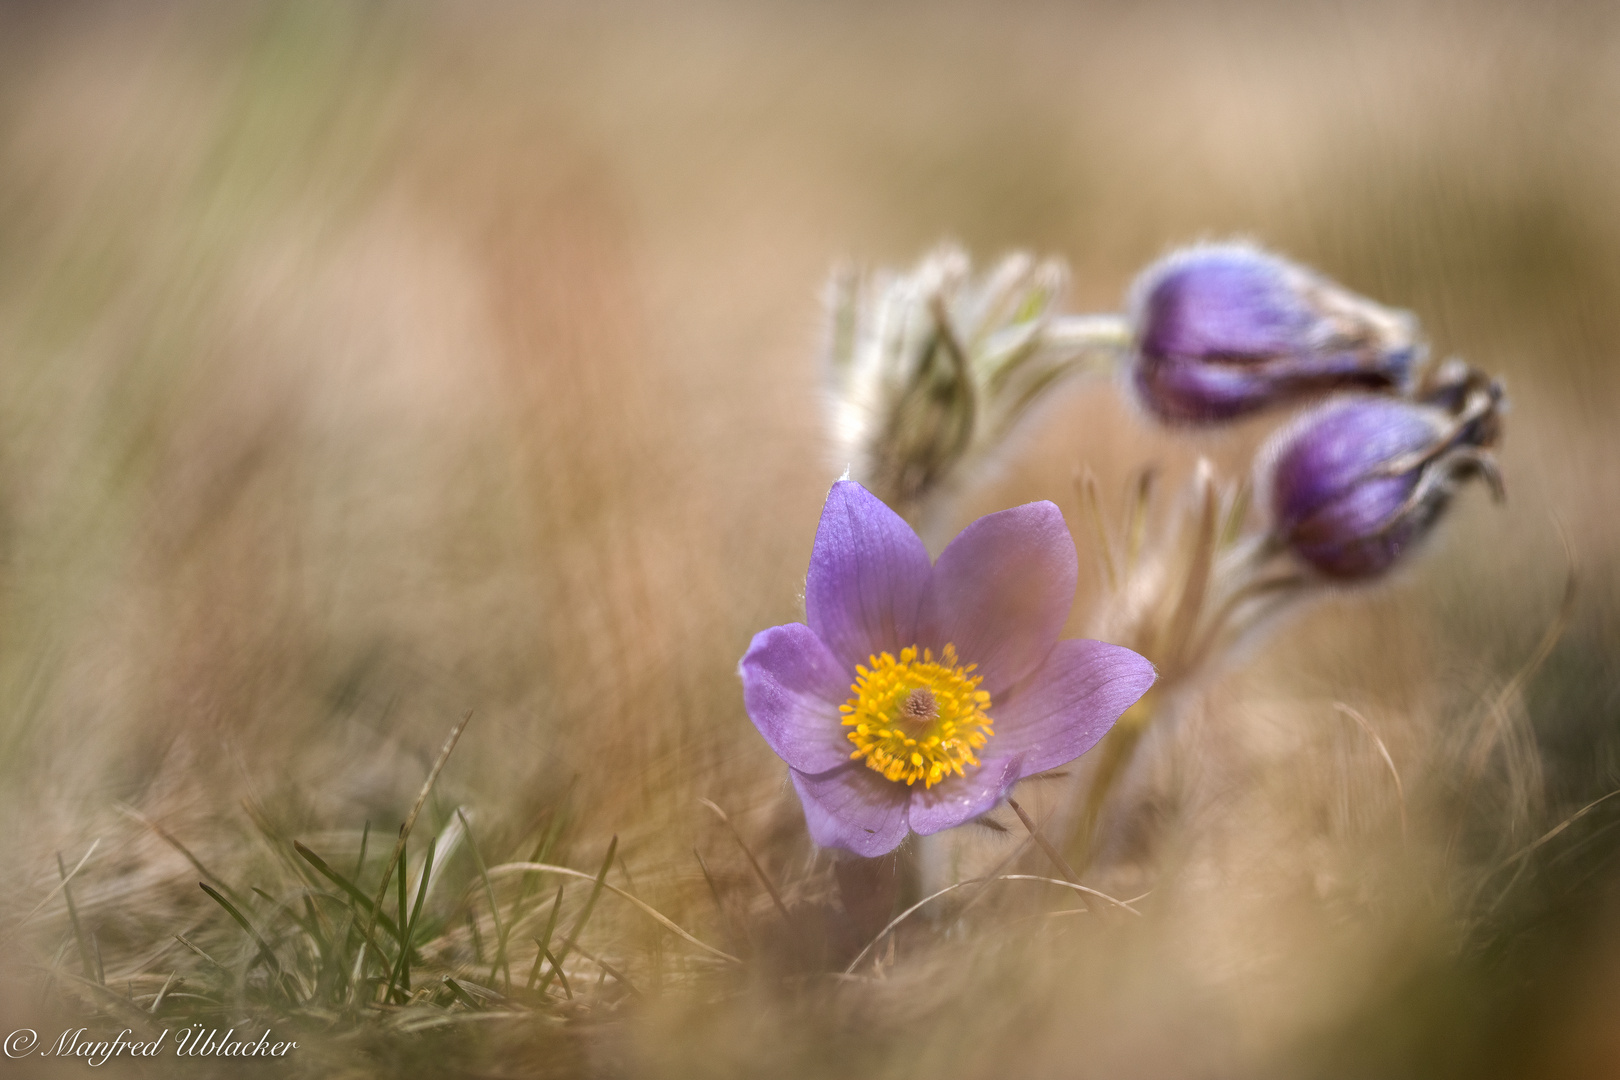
693;847;738;954
542;949;572;998
441;976;481;1010
360;708;474;985
456;808;511;992
294;841;401;940
572;943;642;999
1075;468;1118;591
57;852;98;985
198;882;297;1004
174;933;228;972
354;820;371;884
148;971;178;1014
1125;466;1157;577
116;805;248;909
526;886;566;992
409;835;438;934
396;848;408;948
491;861;740;965
384;832;438;1003
4;840;98;946
537;835;616;995
700;799;792;925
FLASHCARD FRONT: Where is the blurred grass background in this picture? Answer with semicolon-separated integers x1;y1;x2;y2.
0;0;1618;1076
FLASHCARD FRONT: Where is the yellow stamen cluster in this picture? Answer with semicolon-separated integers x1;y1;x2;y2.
840;644;994;788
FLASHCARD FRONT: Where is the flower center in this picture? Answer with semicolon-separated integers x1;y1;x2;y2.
839;644;994;788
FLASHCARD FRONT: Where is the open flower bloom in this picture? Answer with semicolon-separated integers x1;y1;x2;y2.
739;481;1156;857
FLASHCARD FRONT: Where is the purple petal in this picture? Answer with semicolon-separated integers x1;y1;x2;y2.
990;639;1156;775
791;765;911;857
806;481;932;670
1137;246;1310;363
739;623;860;775
1269;398;1440;531
916;501;1077;695
907;757;1023;836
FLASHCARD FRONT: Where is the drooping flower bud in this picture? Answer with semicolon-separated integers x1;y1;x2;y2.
1263;377;1505;579
1129;243;1420;424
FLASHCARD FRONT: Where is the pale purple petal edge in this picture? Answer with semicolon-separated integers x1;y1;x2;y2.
990;639;1156;776
805;481;932;670
790;765;911;857
918;500;1078;695
739;622;859;775
906;756;1024;836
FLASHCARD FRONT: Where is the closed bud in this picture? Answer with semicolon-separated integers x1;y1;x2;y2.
1129;243;1419;424
1263;377;1505;579
825;249;978;516
827;245;1125;518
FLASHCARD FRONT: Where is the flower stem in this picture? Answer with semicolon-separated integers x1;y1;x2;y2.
1068;687;1160;874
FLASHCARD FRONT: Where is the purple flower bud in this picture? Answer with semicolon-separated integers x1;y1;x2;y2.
1129;244;1419;424
1264;384;1504;579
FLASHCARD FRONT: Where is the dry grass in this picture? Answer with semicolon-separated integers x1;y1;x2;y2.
1;1;1618;1076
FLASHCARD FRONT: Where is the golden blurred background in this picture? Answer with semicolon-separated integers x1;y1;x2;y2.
1;1;1618;1076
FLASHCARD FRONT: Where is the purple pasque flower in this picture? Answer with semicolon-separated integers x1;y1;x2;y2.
739;481;1156;857
1129;243;1418;424
1264;383;1504;580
